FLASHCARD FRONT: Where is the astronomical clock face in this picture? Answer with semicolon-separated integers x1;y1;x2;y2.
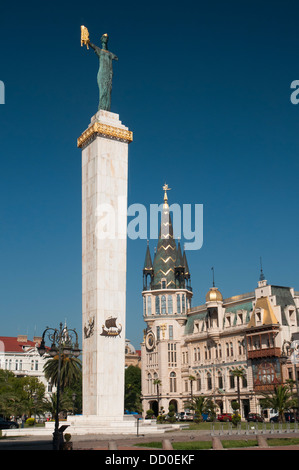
145;330;156;352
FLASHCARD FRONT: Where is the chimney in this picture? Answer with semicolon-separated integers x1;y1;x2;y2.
17;335;28;343
33;336;42;345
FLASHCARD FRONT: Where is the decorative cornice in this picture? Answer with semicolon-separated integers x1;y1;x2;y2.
77;122;133;148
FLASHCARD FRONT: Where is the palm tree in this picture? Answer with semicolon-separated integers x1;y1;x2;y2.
44;393;73;418
260;385;296;422
231;368;245;412
44;354;82;392
184;395;209;421
153;379;161;415
188;375;196;402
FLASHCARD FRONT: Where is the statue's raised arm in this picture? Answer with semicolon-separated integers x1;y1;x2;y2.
81;26;118;112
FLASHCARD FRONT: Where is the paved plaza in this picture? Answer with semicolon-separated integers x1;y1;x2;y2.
1;429;299;451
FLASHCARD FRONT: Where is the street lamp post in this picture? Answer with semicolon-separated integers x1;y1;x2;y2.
33;392;37;426
72;392;77;416
38;322;81;450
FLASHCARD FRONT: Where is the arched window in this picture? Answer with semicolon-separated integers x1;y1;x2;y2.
161;295;166;314
153;372;159;393
207;372;212;390
182;294;186;313
155;296;160;315
168;295;173;315
177;294;181;314
197;347;200;362
258;362;275;385
170;372;177;392
147;295;152;315
218;372;223;389
196;374;202;391
156;326;160;340
147;373;152;394
229;372;235;389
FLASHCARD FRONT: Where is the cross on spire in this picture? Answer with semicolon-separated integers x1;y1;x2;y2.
259;256;265;281
211;266;215;287
163;183;171;206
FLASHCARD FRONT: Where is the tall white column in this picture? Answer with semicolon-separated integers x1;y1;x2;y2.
78;110;132;419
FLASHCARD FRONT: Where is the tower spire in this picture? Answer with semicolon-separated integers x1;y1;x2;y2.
143;240;153;290
151;184;176;289
143;240;153;270
211;266;215;287
259;256;265;281
163;183;171;208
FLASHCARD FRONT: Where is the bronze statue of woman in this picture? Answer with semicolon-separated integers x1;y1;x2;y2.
83;31;118;111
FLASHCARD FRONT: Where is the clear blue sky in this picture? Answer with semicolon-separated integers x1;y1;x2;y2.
0;0;298;349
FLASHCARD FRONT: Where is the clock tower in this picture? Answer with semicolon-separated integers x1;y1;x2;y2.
141;186;193;416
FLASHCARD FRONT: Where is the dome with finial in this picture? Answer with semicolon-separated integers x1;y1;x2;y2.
206;267;223;302
205;287;223;303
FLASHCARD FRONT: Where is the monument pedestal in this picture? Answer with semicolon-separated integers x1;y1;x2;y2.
78;110;133;422
65;414;185;435
66;414;137;435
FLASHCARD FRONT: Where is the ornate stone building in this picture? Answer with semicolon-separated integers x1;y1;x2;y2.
141;190;299;419
0;335;54;398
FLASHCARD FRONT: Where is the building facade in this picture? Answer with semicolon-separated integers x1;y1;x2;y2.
125;339;141;368
141;189;299;419
0;335;54;398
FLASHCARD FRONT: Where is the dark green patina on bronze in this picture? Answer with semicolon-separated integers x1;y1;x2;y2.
89;34;118;111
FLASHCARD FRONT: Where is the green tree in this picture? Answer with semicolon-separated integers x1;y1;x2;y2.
124;365;141;412
0;370;20;418
184;395;210;422
43;354;82;392
231;400;241;427
260;385;296;423
231;367;245;411
0;371;48;419
63;382;82;415
43;392;74;418
205;398;217;421
21;377;47;418
153;379;162;415
188;375;196;402
167;403;176;423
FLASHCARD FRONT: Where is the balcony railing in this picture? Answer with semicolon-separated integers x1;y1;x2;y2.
248;347;281;359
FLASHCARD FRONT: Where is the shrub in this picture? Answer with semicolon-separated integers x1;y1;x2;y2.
26;418;35;426
232;413;241;427
194;412;203;423
231;401;240;412
146;409;154;419
157;407;166;423
167;404;176;423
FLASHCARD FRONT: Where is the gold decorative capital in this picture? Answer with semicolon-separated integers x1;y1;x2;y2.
77;122;133;148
